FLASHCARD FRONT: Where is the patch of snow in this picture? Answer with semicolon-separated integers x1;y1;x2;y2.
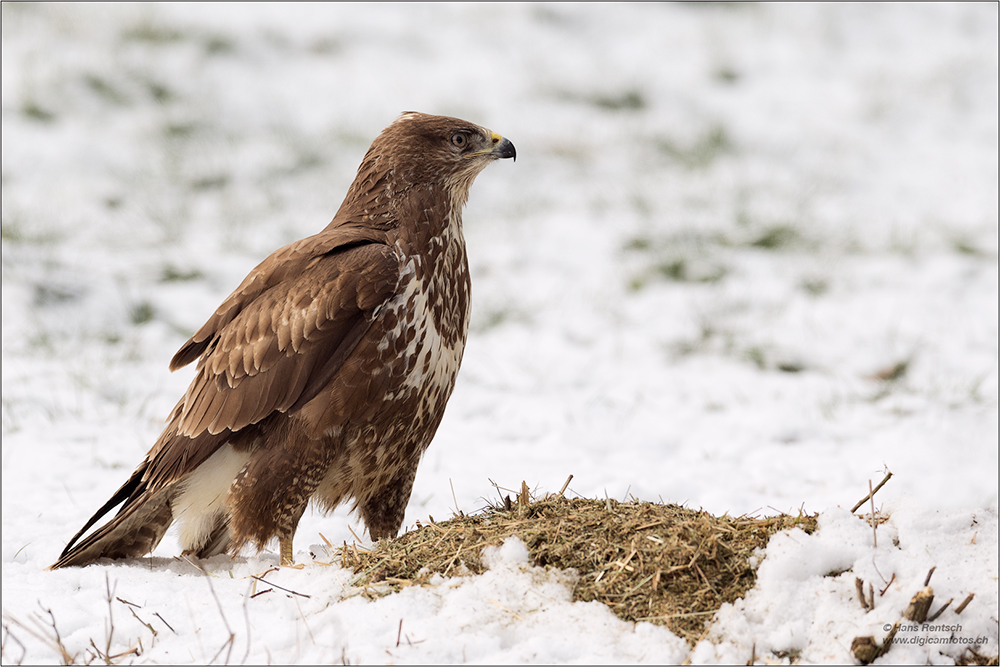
3;3;996;664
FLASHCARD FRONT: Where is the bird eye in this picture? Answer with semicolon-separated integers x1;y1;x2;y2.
451;133;467;148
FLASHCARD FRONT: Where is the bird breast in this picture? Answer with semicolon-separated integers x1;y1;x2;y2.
378;240;470;413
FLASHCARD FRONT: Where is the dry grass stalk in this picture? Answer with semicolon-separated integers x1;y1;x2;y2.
958;649;1000;666
341;492;817;642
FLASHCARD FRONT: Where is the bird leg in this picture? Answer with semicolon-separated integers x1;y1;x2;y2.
229;435;328;568
360;465;418;540
275;505;309;567
279;537;294;567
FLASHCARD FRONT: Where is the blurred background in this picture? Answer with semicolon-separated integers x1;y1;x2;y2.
2;4;997;557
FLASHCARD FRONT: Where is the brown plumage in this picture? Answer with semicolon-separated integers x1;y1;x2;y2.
51;112;515;569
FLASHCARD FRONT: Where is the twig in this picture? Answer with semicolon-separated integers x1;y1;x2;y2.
924;566;936;586
855;578;871;611
128;607;156;638
396;619;403;648
89;638;139;664
883;621;900;646
3;606;76;665
558;474;574;496
954;593;975;615
927;598;953;623
879;573;896;596
250;576;311;599
153;612;176;634
868;582;875;611
2;619;28;665
747;641;756;666
851;471;893;513
871;558;888;585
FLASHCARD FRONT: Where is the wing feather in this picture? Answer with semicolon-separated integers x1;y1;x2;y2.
146;229;399;485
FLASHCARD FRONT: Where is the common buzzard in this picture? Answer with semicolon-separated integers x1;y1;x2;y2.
51;112;515;568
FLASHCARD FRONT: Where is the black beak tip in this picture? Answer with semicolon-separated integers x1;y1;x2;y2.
496;137;516;162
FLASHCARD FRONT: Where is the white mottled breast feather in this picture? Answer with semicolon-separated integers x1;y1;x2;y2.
380;257;467;404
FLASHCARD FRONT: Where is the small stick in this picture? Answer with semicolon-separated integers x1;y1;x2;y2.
868;582;875;611
250;575;311;599
851;471;893;513
871;557;888;584
558;474;574;496
869;480;877;548
954;593;975;614
128;607;156;637
881;621;900;654
396;619;403;648
855;578;870;611
747;641;756;666
854;577;871;611
927;598;953;623
879;573;896;596
153;612;176;634
923;566;936;587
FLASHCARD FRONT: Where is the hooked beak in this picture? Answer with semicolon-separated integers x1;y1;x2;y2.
491;135;516;162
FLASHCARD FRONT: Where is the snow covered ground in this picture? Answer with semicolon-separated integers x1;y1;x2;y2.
2;3;997;664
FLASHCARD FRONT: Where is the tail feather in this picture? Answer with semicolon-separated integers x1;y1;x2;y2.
193;521;231;559
50;461;175;569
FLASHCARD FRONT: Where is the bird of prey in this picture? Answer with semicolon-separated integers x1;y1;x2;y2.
51;112;515;568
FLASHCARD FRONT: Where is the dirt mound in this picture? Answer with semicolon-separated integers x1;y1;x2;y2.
342;487;817;642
